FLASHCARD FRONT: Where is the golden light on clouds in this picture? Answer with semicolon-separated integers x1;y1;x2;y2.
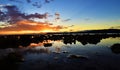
0;20;66;34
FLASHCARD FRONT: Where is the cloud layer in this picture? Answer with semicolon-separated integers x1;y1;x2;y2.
0;2;67;34
0;5;49;24
9;0;54;8
0;20;65;34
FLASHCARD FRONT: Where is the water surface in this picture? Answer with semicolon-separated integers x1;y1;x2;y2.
0;35;120;70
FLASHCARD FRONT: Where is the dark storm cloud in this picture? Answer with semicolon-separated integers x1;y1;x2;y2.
0;5;49;24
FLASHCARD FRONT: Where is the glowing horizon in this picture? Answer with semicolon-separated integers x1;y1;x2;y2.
0;0;120;34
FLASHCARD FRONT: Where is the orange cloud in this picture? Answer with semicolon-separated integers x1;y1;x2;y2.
0;20;65;34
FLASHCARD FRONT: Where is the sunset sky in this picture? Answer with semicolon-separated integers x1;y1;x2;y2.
0;0;120;34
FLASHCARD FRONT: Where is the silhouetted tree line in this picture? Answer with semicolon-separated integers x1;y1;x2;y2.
0;34;120;48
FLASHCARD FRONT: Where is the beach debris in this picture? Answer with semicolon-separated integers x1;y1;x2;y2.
67;54;88;60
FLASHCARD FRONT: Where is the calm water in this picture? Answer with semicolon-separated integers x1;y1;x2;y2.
0;35;120;70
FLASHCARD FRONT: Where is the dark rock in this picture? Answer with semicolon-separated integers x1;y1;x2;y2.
110;43;120;54
67;54;88;60
44;43;52;47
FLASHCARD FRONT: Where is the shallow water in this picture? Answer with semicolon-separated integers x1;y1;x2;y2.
0;35;120;70
20;37;120;70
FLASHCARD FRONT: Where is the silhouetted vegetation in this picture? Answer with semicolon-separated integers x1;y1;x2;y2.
0;33;120;48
